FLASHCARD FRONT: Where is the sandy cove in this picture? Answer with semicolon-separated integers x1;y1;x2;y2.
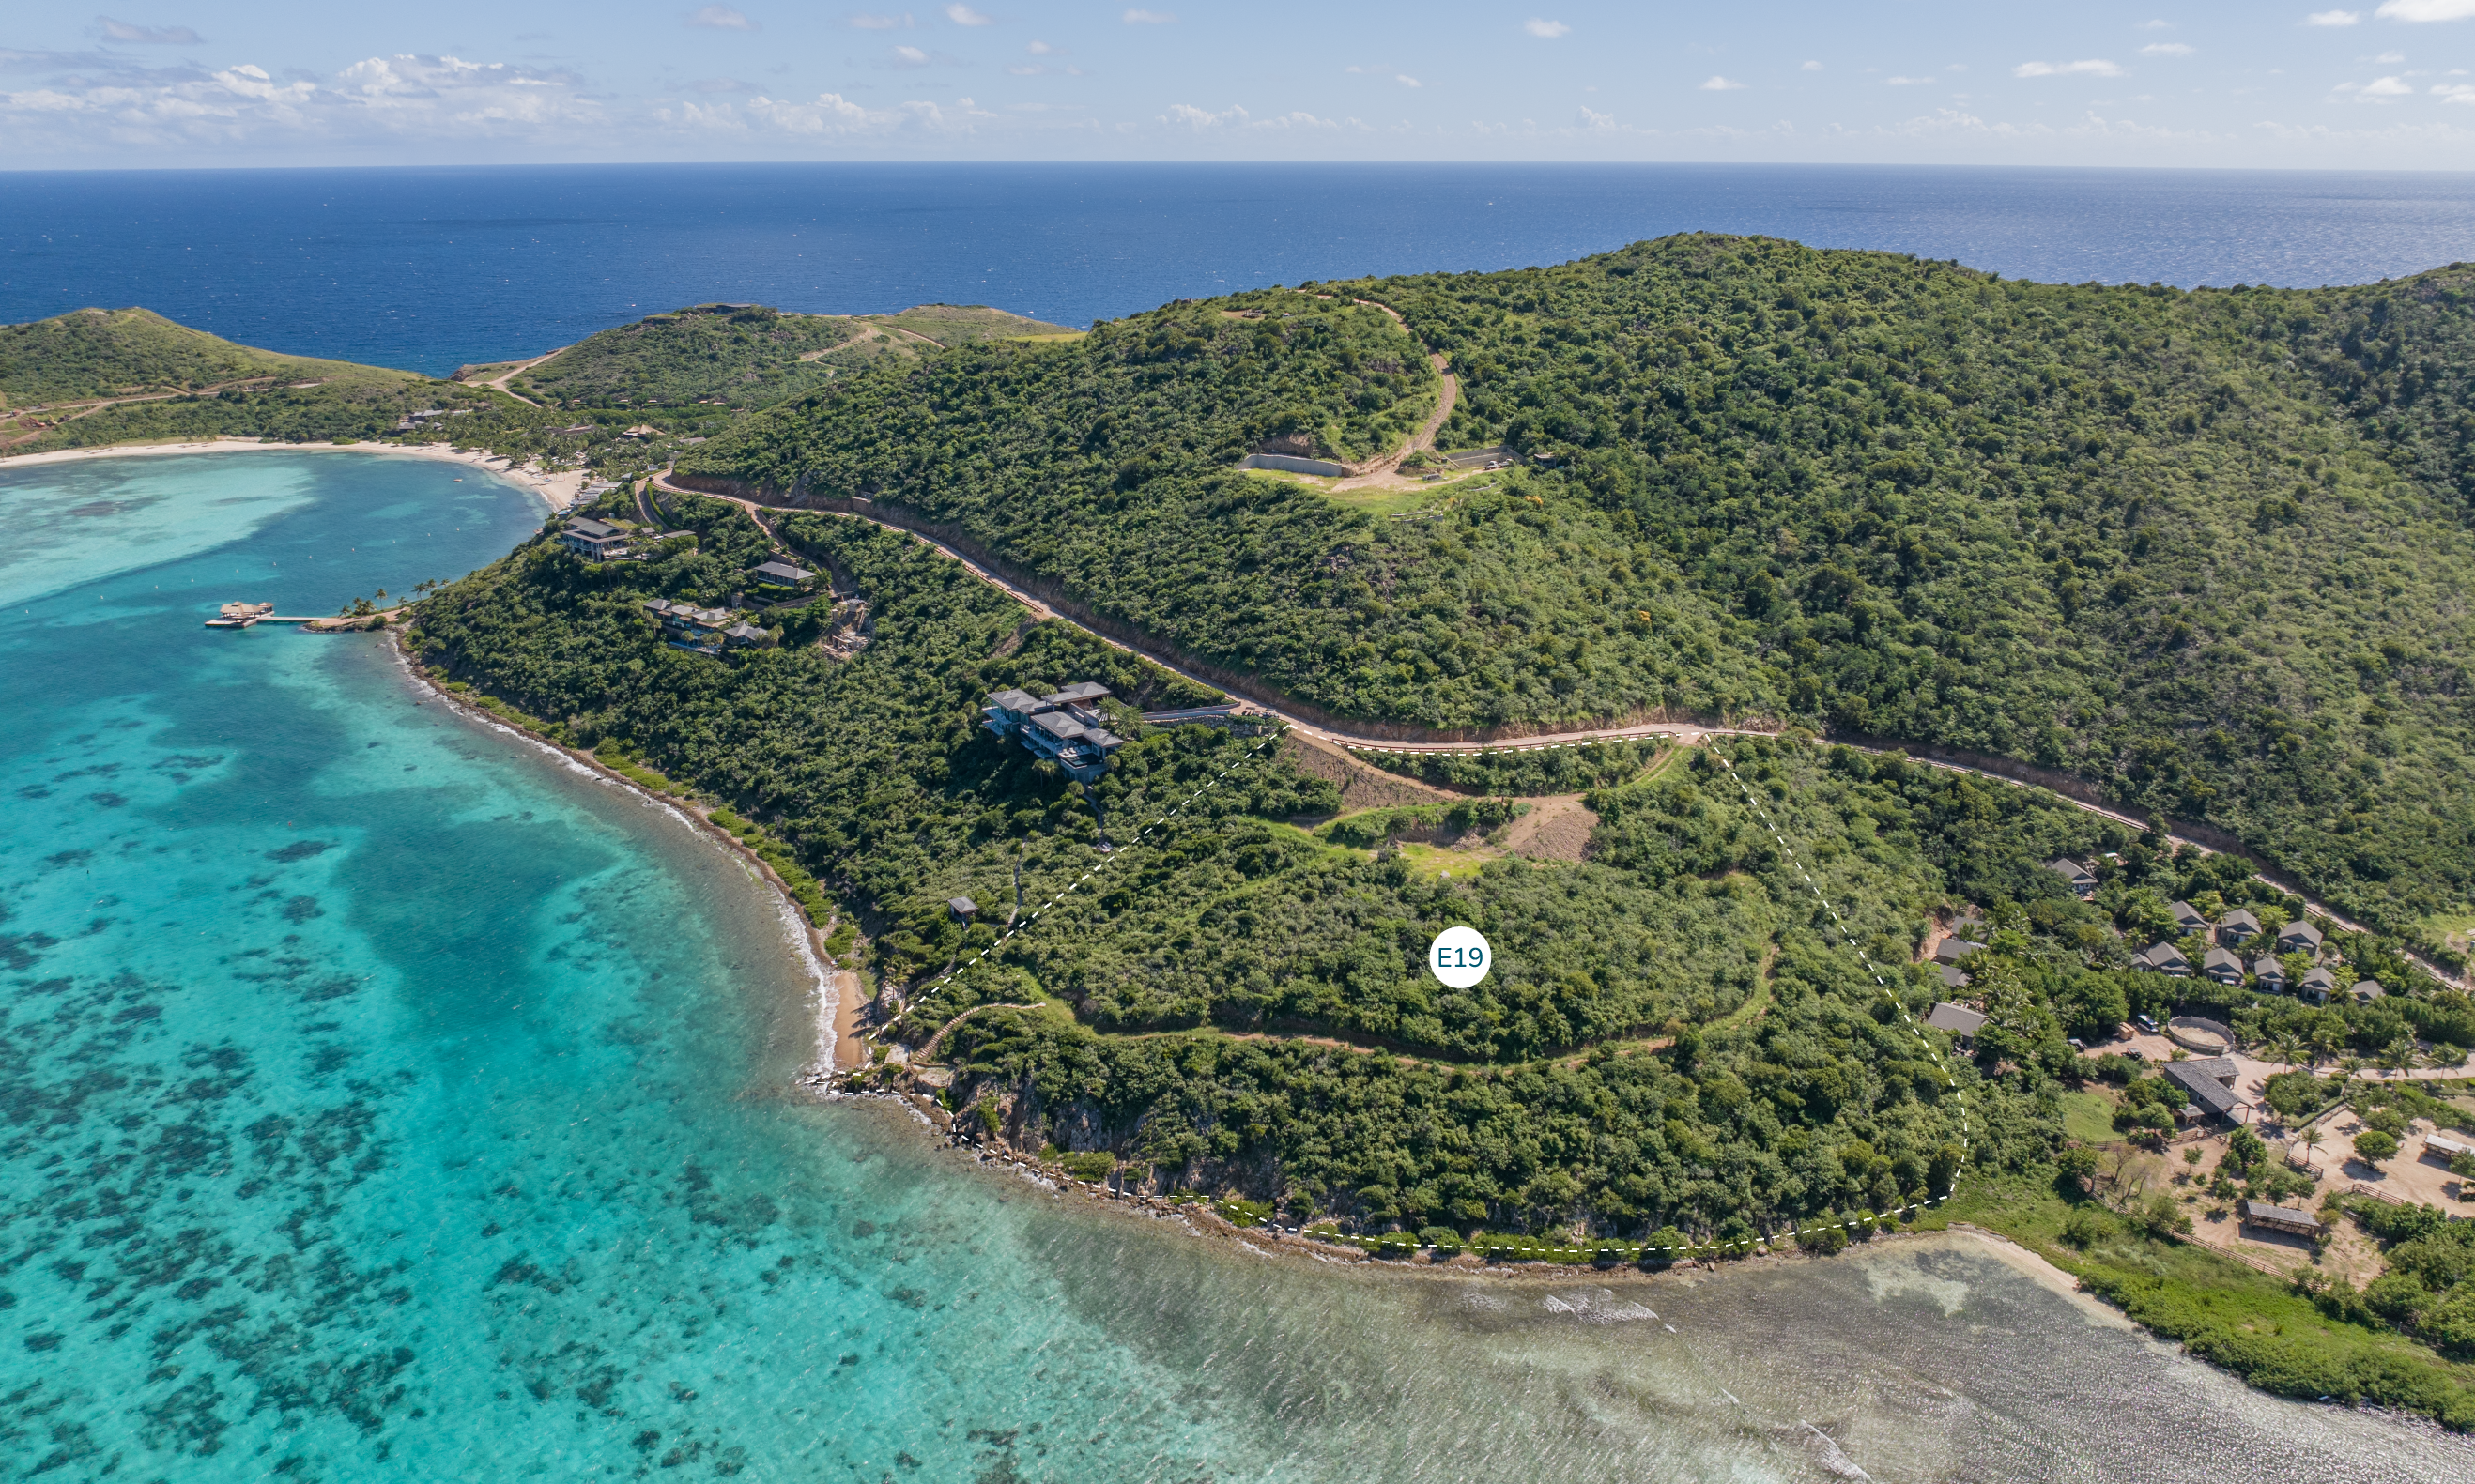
0;436;592;512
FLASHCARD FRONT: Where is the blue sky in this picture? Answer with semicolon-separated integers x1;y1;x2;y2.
7;2;2475;168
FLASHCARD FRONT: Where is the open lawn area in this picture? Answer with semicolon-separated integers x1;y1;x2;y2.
2061;1090;2119;1144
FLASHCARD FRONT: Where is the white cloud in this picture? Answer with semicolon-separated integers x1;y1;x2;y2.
1801;60;1822;70
100;18;203;44
2138;17;2171;26
1164;101;1242;127
689;6;758;29
2362;73;2415;92
2435;82;2475;97
2014;58;2126;77
848;12;913;27
1122;8;1175;22
1577;104;1615;129
1699;74;1745;90
2141;41;2195;54
1885;76;1935;85
945;4;992;24
1026;39;1052;53
1525;19;1571;38
735;91;976;136
2306;9;2361;23
1396;74;1420;87
0;51;610;148
2369;48;2408;57
2378;0;2475;18
892;44;930;66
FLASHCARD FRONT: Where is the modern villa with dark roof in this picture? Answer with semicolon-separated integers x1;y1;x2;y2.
749;559;815;591
983;683;1128;781
2046;858;2098;898
559;516;631;561
2202;946;2245;986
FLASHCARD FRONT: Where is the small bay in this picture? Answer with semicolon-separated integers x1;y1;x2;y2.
4;451;2468;1481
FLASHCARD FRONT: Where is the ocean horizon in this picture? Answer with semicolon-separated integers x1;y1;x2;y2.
5;161;2473;375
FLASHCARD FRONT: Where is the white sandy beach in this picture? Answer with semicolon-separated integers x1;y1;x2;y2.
0;436;592;512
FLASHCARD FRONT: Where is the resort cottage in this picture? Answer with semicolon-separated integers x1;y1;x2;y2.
2351;979;2386;1005
2134;942;2191;977
2202;946;2245;987
1932;938;1985;966
2298;966;2337;1004
2218;909;2261;946
2170;900;2212;936
1924;1002;1989;1043
2046;858;2098;898
2277;921;2326;957
2252;955;2287;991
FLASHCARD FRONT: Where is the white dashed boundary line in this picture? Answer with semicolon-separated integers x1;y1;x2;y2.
911;723;1295;1005
1713;752;1972;1242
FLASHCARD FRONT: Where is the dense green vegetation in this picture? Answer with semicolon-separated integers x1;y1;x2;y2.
679;240;2475;941
511;303;872;409
503;301;1068;411
27;248;2475;1431
0;306;416;406
406;418;2475;1430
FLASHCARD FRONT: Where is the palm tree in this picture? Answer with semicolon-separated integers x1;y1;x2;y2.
2381;1038;2415;1079
2300;1126;2324;1170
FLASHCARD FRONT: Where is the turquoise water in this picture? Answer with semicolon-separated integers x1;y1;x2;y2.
6;451;2470;1483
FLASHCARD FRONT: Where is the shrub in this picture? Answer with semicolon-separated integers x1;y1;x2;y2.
2135;1192;2193;1239
2354;1130;2401;1164
1060;1151;1115;1182
2059;1207;2111;1249
1417;1226;1462;1255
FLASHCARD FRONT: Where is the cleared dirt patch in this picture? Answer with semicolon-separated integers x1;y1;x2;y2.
1499;793;1597;862
1281;733;1456;813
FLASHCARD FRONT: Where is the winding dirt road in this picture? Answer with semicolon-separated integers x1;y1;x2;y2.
651;474;2464;992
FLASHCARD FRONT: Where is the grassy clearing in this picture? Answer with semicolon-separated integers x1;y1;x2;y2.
1393;840;1505;880
2061;1090;2120;1144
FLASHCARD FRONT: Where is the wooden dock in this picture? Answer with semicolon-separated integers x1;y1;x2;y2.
205;603;321;629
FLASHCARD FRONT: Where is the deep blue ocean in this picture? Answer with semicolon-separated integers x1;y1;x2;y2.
4;163;2473;375
8;169;2475;1480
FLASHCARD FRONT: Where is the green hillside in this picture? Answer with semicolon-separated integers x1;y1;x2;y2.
0;306;416;408
407;484;2475;1428
508;301;1073;410
677;239;2475;939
